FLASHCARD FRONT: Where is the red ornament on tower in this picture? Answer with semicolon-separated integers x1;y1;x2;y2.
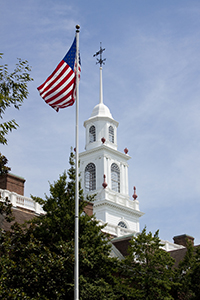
132;186;138;200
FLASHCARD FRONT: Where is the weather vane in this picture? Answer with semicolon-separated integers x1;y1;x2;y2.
93;42;106;67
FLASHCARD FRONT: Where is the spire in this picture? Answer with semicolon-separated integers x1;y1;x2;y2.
93;43;106;104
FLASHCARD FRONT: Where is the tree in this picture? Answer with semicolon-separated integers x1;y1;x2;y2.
0;54;33;175
0;152;11;175
0;151;126;299
174;241;200;300
122;227;176;300
0;53;33;145
190;247;200;300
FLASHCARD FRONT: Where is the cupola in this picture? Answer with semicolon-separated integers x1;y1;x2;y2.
79;44;144;237
84;46;118;151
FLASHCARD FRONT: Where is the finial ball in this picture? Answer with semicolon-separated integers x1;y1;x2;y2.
124;148;128;154
76;24;80;30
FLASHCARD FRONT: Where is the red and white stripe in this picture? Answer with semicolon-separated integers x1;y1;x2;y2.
38;59;80;111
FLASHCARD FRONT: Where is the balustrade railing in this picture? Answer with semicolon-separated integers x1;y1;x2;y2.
0;188;44;215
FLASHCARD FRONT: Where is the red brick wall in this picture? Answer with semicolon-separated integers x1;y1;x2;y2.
83;201;93;216
0;173;25;196
173;234;194;247
112;237;132;256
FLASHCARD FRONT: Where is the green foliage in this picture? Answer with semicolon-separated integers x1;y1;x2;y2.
4;150;200;299
0;53;33;145
0;151;124;299
0;196;14;230
191;247;200;300
174;241;200;300
0;152;11;175
122;227;175;300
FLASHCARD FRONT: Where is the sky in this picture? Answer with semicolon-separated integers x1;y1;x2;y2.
1;0;200;245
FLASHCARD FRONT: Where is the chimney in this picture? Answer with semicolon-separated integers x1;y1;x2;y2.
173;234;194;247
0;173;25;196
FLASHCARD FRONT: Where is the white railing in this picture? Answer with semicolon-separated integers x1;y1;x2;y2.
88;187;141;212
161;240;185;251
0;188;44;215
99;220;138;237
99;220;185;251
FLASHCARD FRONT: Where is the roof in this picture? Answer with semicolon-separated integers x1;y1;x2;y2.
1;207;36;231
111;234;134;256
90;103;113;119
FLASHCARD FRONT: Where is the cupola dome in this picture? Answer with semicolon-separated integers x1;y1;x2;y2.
90;102;113;119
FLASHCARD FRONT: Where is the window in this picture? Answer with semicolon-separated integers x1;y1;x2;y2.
118;221;127;228
85;163;96;192
111;163;120;192
109;126;114;143
89;125;96;143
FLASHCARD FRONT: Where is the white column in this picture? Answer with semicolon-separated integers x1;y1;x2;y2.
103;155;107;186
107;157;110;188
10;192;17;207
96;156;102;190
125;165;129;195
120;163;124;194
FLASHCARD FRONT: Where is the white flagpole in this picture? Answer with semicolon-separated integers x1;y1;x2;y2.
74;24;80;300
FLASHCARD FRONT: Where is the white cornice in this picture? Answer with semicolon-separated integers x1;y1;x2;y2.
84;115;119;128
79;144;131;161
94;199;144;218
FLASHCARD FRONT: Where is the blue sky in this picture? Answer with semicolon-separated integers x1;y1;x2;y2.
1;0;200;245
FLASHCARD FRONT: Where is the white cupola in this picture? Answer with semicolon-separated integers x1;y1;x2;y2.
84;60;118;151
79;45;144;237
84;101;118;151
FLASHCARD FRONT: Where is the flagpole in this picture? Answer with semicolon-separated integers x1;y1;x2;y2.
74;24;80;300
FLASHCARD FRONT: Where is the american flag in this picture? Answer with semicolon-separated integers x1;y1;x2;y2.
37;37;81;111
